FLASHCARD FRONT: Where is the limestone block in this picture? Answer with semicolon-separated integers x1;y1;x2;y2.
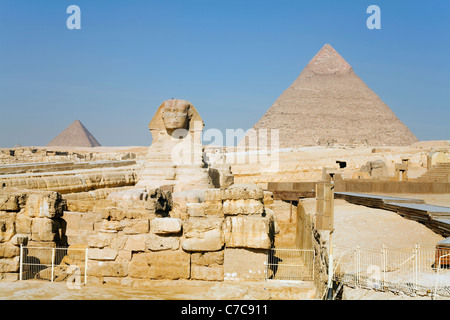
87;234;112;249
63;212;81;233
224;248;268;281
123;234;147;252
221;184;264;201
128;250;190;280
150;218;182;235
88;248;118;261
79;212;102;229
31;218;58;242
0;212;16;243
187;203;205;217
190;251;224;281
0;242;20;258
203;201;223;216
146;234;180;251
87;261;128;278
222;199;264;215
109;235;127;251
24;191;65;218
99;220;123;233
16;214;32;234
181;218;224;252
121;219;150;235
0;258;19;273
204;189;223;201
224;216;272;249
0;194;20;212
169;189;204;219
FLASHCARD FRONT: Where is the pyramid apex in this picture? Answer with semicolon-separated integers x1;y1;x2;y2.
304;44;352;75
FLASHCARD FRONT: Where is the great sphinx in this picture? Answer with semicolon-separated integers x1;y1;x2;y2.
137;99;214;191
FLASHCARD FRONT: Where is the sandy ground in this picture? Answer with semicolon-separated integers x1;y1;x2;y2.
331;198;445;249
0;280;315;300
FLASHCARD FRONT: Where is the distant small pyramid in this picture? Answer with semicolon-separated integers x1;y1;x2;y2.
47;120;102;147
244;44;418;148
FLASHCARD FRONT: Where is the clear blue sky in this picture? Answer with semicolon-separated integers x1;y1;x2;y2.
0;0;449;147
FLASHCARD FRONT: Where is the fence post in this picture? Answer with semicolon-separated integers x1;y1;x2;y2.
356;245;360;287
415;244;419;292
381;244;386;288
19;244;23;281
51;248;55;283
84;247;88;285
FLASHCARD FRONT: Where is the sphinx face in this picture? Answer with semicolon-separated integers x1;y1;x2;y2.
162;100;190;130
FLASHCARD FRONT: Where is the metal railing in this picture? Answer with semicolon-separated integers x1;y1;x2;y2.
19;245;88;286
333;244;450;298
266;248;315;281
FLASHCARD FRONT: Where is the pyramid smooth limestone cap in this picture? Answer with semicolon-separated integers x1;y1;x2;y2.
304;44;353;75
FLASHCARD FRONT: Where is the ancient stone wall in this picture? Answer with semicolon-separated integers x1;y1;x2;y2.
0;167;138;194
1;184;277;285
0;147;143;164
0;190;67;280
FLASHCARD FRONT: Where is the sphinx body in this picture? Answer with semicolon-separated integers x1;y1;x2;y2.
137;99;214;192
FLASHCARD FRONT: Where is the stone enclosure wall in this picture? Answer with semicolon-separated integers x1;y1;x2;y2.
1;184;278;285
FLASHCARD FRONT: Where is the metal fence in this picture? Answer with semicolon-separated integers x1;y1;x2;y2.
266;248;315;281
333;244;450;297
19;245;88;285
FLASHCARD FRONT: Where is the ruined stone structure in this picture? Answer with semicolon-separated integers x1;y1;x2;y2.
0;183;278;283
245;44;418;148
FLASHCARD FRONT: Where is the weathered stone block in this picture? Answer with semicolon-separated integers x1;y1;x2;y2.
191;251;224;280
0;258;19;273
191;264;224;281
0;212;16;243
204;189;223;201
0;242;20;258
222;199;264;215
224;248;268;281
182;218;224;252
121;219;150;235
99;220;123;233
128;250;190;280
203;200;223;216
31;218;58;242
25;191;65;218
15;214;32;235
224;216;271;249
0;194;20;212
221;184;264;201
123;234;147;252
187;203;205;217
151;218;182;235
88;248;118;261
87;234;112;249
87;261;128;278
146;234;180;251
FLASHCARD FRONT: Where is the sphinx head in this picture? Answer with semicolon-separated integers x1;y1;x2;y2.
161;99;191;132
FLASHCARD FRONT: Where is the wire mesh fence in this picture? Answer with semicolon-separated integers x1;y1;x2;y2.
266;248;315;281
333;244;450;297
19;245;88;286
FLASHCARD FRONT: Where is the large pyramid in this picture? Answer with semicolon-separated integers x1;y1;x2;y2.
246;44;418;148
47;120;102;147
